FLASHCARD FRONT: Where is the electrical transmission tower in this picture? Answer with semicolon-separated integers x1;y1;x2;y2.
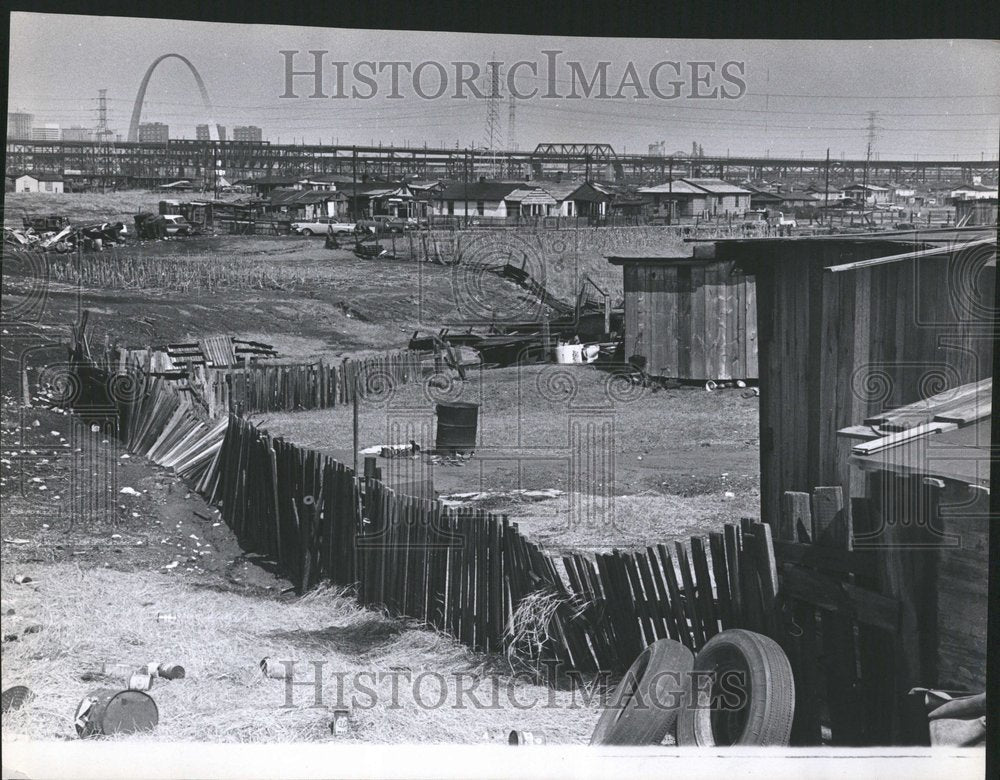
94;89;114;191
483;57;503;178
507;92;517;152
95;89;112;140
861;110;882;216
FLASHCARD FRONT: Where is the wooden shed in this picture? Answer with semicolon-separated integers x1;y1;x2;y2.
839;378;990;738
715;228;996;525
608;245;758;382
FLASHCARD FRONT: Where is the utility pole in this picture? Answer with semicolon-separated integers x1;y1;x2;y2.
352;146;358;220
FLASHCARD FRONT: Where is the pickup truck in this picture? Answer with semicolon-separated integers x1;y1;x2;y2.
291;217;358;236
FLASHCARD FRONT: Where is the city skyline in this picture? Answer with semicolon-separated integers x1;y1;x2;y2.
6;13;999;159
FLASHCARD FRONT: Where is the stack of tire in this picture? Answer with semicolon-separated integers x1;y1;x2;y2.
590;629;795;747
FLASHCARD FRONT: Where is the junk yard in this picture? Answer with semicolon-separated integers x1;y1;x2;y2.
1;22;997;764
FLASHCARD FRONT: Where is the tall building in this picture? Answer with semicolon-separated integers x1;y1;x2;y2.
232;125;262;143
62;126;95;142
138;122;170;143
196;124;227;141
7;112;33;140
30;123;61;141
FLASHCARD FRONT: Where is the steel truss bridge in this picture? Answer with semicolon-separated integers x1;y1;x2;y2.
6;139;997;188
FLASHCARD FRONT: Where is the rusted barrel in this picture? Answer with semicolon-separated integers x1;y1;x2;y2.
74;689;158;738
435;402;479;452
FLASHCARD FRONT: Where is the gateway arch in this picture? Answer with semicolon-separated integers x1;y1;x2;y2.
128;54;218;142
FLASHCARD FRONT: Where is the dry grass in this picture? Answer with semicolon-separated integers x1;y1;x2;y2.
43;249;323;292
3;191;182;226
0;563;602;744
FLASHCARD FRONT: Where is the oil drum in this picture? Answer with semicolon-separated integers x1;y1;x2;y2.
435;402;479;452
74;689;158;738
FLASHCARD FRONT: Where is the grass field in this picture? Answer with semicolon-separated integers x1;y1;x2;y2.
257;364;760;553
3;191;188;227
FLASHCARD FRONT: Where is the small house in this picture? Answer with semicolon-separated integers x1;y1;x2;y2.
430;182;525;218
504;187;558;217
542;182;611;218
747;187;783;212
267;188;347;220
948;182;999;200
637;180;712;220
239;175;304;198
607;244;758;382
841;183;890;205
15;172;64;193
683;178;753;215
778;190;820;210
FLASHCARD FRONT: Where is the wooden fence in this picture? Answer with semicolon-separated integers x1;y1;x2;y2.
205;414;780;671
221;350;425;414
66;342;930;745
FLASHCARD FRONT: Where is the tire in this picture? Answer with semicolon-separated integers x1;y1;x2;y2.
301;229;313;236
676;629;794;747
590;639;694;745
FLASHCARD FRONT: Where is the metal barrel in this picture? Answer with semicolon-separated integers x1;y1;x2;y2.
74;689;159;738
435;402;479;452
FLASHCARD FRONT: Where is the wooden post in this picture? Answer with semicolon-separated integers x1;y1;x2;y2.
352;364;359;475
541;313;551;361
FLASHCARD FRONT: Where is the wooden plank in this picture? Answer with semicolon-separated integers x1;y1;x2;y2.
708;532;733;629
656;544;693;650
723;524;743;628
634;551;668;641
811;486;852;551
779;491;811;543
810;486;861;745
689;536;719;640
674;541;705;649
851;421;958;456
644;546;679;641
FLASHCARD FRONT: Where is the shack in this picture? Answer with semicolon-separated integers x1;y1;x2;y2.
838;377;990;738
714;228;996;524
607;244;757;382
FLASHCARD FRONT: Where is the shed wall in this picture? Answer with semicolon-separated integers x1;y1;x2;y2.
622;260;757;381
725;241;995;523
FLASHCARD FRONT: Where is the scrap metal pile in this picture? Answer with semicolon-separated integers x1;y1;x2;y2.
3;214;127;254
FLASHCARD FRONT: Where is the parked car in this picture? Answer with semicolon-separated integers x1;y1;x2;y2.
775;213;797;228
355;215;394;234
162;215;195;236
291;217;357;236
385;216;419;233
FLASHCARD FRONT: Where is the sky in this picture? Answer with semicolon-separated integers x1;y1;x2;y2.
7;13;1000;159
